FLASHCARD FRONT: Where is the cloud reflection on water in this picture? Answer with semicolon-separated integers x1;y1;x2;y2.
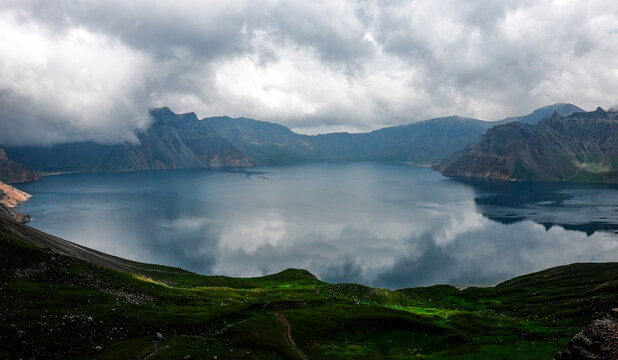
16;163;618;289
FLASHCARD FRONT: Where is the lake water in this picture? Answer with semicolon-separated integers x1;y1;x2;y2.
16;162;618;289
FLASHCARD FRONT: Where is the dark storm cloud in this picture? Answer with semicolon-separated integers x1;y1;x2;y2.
1;0;617;145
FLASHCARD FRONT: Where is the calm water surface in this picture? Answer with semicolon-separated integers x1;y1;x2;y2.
16;162;618;289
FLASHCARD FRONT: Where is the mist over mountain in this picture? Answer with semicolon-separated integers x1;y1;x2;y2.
5;108;253;173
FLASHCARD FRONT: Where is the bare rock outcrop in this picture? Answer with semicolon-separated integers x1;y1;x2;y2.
554;308;618;360
0;181;31;207
0;181;32;223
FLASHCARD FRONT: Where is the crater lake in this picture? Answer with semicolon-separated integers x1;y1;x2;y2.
16;162;618;289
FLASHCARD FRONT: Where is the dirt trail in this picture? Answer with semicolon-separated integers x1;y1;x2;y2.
275;312;310;360
142;341;158;360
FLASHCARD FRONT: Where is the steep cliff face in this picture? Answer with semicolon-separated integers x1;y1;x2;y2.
0;148;40;183
5;108;254;173
100;108;255;171
436;108;618;182
0;181;31;223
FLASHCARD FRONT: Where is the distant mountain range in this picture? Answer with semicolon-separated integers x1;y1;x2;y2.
205;115;493;165
3;103;582;175
205;103;583;165
436;107;618;182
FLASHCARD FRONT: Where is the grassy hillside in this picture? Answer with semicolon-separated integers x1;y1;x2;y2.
1;215;616;359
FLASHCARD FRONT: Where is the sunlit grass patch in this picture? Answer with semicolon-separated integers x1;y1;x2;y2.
387;305;469;320
132;274;170;287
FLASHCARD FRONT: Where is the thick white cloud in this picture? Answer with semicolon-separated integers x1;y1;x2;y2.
1;0;617;144
0;10;153;145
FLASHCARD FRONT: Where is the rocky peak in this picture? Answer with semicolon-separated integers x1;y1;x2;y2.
151;106;174;115
181;112;199;122
0;148;8;161
573;106;609;119
550;111;562;120
150;107;200;127
149;107;176;123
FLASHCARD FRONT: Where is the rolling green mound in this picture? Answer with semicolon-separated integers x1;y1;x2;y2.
1;214;616;359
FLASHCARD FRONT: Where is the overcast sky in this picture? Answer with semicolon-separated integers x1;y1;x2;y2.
1;0;618;146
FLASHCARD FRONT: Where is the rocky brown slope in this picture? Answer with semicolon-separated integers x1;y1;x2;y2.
0;181;31;223
435;108;618;182
0;148;40;183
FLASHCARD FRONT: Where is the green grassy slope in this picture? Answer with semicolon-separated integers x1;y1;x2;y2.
1;215;616;359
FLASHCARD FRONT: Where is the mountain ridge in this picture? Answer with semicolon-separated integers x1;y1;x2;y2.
204;103;582;166
4;103;583;172
435;107;618;182
494;103;583;125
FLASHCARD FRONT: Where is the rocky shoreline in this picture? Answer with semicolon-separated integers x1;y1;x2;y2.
0;181;31;223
